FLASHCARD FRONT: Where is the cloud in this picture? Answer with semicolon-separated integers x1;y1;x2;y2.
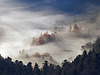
0;0;100;65
32;52;41;58
18;50;57;65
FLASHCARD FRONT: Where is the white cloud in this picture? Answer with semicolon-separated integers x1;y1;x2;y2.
0;0;100;65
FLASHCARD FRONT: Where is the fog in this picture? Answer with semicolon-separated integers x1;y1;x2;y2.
0;0;100;65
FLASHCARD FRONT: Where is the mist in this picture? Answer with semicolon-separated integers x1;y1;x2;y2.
0;0;100;65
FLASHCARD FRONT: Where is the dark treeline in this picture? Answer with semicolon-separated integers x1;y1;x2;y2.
0;37;100;75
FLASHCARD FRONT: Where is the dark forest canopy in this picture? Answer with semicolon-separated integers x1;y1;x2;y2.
0;37;100;75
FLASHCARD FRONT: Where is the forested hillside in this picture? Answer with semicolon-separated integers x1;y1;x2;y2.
0;37;100;75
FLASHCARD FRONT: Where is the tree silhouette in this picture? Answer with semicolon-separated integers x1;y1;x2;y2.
34;63;40;75
27;62;33;75
41;61;49;75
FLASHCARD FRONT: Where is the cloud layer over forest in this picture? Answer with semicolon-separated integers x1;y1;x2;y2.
0;0;100;65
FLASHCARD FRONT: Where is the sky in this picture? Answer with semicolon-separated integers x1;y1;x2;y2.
0;0;100;65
